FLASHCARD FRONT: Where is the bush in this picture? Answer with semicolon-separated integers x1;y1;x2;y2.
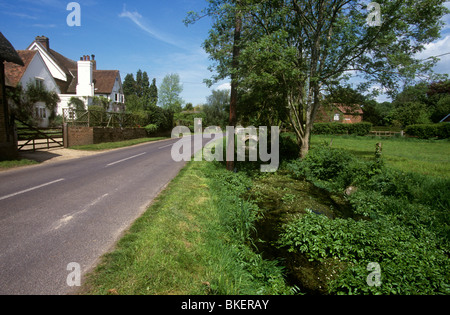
405;123;450;139
312;122;372;136
281;142;450;294
144;124;158;135
279;133;300;161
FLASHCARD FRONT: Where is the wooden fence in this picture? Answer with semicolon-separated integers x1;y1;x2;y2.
62;108;141;128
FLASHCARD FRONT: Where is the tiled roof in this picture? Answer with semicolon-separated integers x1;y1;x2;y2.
93;70;119;94
66;70;119;95
4;50;37;87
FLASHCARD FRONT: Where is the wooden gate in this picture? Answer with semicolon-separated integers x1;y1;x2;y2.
16;119;63;151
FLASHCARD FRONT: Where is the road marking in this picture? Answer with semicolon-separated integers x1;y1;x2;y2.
158;143;174;149
52;193;109;231
0;178;65;201
106;152;147;167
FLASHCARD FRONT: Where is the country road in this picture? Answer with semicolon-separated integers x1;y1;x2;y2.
0;135;215;295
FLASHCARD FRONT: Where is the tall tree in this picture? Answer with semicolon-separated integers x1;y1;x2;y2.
148;78;158;108
158;73;184;113
123;73;136;98
190;0;448;158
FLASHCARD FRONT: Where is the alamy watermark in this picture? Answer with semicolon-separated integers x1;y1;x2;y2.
170;119;279;172
66;262;81;287
366;262;382;287
367;2;382;27
67;2;81;27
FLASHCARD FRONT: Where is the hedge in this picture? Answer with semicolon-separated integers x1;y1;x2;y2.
405;123;450;139
312;122;372;136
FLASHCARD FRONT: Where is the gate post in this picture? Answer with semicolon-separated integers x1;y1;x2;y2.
63;123;69;148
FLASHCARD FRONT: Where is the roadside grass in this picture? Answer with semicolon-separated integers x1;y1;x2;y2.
70;137;169;151
0;159;38;170
81;159;291;295
311;135;450;179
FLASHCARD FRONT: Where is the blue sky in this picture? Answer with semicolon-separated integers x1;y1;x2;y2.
0;0;228;105
1;0;449;105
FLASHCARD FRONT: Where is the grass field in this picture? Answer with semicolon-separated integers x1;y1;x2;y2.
311;135;450;179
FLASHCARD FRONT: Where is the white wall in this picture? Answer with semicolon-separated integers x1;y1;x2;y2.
20;53;61;128
28;43;67;82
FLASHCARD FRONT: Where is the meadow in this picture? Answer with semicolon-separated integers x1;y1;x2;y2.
311;135;450;179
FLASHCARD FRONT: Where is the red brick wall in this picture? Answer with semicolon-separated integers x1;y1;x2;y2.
65;126;147;148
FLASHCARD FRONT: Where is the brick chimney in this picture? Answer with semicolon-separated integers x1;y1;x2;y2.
35;36;49;51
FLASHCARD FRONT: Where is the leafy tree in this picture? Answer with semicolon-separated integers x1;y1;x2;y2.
189;0;449;158
123;73;136;98
203;89;230;128
184;102;194;111
148;78;158;108
158;73;184;113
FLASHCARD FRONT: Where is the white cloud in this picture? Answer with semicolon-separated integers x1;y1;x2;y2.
216;82;231;90
416;35;450;75
119;6;181;48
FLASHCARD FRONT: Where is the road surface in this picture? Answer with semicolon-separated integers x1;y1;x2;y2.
0;135;215;295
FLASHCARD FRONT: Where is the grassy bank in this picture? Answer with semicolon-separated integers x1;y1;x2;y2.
0;158;38;170
70;137;169;151
81;159;291;295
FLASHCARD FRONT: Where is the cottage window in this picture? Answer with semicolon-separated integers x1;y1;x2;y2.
334;113;340;121
35;78;44;89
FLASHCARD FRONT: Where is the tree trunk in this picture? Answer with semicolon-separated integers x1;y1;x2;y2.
227;1;242;171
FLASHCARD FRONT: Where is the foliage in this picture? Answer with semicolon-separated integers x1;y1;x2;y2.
405;123;450;139
281;142;450;294
7;82;60;126
391;80;450;126
312;123;372;136
68;96;85;111
143;124;158;135
188;0;449;158
158;73;184;113
83;160;291;295
174;111;206;132
203;89;230;128
123;70;158;110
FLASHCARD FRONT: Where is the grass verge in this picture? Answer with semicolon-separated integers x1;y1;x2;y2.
0;159;38;170
70;137;169;151
80;159;291;295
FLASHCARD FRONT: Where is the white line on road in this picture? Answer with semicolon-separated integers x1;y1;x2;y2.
106;152;147;167
158;143;174;149
0;178;65;201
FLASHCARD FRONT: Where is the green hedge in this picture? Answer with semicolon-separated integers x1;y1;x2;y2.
405;123;450;139
312;122;372;136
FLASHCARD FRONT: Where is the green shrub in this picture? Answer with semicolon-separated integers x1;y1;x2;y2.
144;124;158;135
312;122;372;136
279;133;300;161
405;123;450;139
280;141;450;294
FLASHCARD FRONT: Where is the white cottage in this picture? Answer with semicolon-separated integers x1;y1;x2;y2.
4;50;61;127
27;36;125;115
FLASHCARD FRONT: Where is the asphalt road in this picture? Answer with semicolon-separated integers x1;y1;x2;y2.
0;135;213;295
